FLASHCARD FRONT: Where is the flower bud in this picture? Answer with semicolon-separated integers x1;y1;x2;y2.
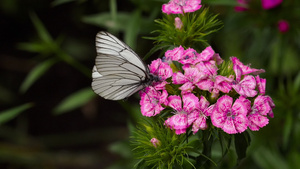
175;17;183;30
262;0;283;10
278;20;289;33
150;138;161;148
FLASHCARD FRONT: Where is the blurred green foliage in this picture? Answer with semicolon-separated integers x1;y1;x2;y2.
0;0;299;168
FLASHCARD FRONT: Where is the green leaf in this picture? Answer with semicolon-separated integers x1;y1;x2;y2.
253;146;288;169
51;0;78;6
0;103;33;125
293;72;300;93
234;132;251;163
202;0;239;6
109;141;132;158
20;58;57;93
17;41;49;54
82;12;131;32
124;10;141;50
53;88;96;115
283;110;293;149
29;12;53;44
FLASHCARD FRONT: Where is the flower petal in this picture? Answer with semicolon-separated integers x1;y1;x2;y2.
256;75;266;95
168;95;182;112
216;95;233;113
172;72;188;84
248;114;269;131
233;75;257;97
192;115;207;134
183;93;200;113
165;114;188;134
199;96;210;112
222;119;238;134
231;57;265;75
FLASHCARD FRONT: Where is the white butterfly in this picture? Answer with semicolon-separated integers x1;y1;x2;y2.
91;31;159;100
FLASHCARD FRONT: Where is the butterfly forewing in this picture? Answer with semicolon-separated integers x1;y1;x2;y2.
95;32;147;75
92;31;151;100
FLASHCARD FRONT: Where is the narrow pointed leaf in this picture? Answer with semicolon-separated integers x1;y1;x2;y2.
0;103;33;125
53;88;95;115
20;58;57;93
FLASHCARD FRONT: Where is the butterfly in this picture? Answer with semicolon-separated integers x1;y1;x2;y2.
91;31;159;100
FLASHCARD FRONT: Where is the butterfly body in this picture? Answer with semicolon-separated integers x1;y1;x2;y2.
92;31;158;100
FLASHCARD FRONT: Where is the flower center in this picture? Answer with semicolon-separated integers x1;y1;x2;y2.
151;97;159;105
226;110;235;119
176;0;186;6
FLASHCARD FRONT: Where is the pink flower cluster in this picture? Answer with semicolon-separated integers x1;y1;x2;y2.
162;0;202;14
235;0;283;11
140;46;275;135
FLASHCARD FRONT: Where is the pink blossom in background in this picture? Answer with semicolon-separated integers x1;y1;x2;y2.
175;17;183;29
211;95;248;134
248;95;271;131
234;0;250;12
262;0;283;10
162;0;202;14
165;94;199;134
140;87;168;117
232;64;257;97
278;20;290;33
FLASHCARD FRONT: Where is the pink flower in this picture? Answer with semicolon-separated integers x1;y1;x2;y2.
266;95;275;118
165;94;199;134
175;17;183;29
162;0;202;14
232;64;257;97
192;96;210;133
196;46;223;64
164;46;185;62
278;20;290;33
150;138;161;148
179;48;199;65
140;87;168;117
234;0;250;12
149;58;172;80
211;95;248;134
196;60;218;76
262;0;282;10
231;57;265;75
248;95;272;131
148;58;173;90
172;67;205;94
256;75;266;95
196;61;233;97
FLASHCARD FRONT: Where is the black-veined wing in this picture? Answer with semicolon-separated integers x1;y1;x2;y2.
91;31;150;100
